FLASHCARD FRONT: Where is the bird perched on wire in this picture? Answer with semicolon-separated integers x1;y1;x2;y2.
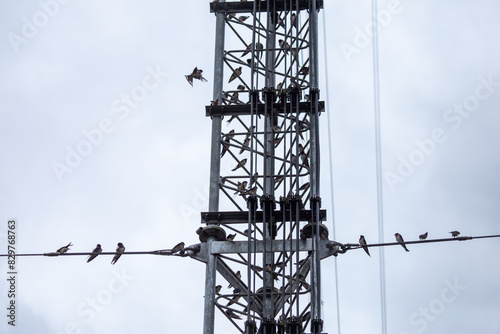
232;158;247;171
56;242;73;254
359;235;370;257
395;233;409;252
170;242;185;254
87;244;102;263
229;67;242;83
419;232;428;240
450;231;460;238
185;67;208;86
111;242;125;265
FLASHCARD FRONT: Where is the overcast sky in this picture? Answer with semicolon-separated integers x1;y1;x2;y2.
1;1;500;334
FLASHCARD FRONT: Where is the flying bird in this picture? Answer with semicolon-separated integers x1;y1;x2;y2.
419;232;428;240
56;242;73;254
395;233;409;252
111;242;125;265
450;231;460;238
232;158;247;171
359;235;370;257
87;244;102;263
171;242;185;254
229;67;242;83
185;67;208;86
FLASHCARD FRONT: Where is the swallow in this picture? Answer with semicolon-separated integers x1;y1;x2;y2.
450;231;460;238
171;242;185;254
227;293;241;307
56;242;73;254
226;233;236;241
299;182;310;192
232;158;247;171
221;138;230;157
256;42;263;59
298;65;309;76
242;43;252;57
359;235;370;257
266;264;279;281
225;129;235;141
87;244;102;263
239;137;250;154
419;232;428;240
211;99;219;106
238;16;249;22
234;181;248;195
278;39;290;53
185;67;208;86
227;13;236;20
215;285;222;294
304;94;310;102
237;84;245;91
229;67;242;83
225;309;242;320
300;151;309;168
395;233;409;252
228;270;241;288
111;242;125;265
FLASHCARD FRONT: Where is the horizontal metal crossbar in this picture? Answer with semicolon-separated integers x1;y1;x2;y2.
206;101;324;117
209;0;323;14
200;210;327;225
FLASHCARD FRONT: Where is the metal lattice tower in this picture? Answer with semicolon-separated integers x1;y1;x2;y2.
189;1;340;333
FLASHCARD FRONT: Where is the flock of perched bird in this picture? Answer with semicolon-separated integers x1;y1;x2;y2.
54;241;186;264
358;231;462;256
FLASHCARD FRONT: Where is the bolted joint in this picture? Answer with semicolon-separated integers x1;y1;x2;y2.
285;316;303;334
196;225;226;243
247;194;258;211
259;317;276;334
309;88;320;104
310;318;323;334
262;87;277;105
245;320;257;334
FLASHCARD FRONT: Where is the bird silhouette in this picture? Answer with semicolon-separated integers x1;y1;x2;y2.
87;244;102;263
56;242;72;254
395;233;409;252
359;235;370;257
419;232;428;240
111;242;125;265
185;67;208;86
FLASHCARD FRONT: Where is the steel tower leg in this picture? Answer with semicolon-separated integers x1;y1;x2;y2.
203;2;225;334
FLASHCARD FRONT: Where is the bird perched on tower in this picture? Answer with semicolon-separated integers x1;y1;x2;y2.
185;67;208;86
232;158;247;171
111;242;125;265
229;67;242;83
171;242;185;254
395;233;409;252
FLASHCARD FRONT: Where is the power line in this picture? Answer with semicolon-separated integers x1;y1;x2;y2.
338;234;500;254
